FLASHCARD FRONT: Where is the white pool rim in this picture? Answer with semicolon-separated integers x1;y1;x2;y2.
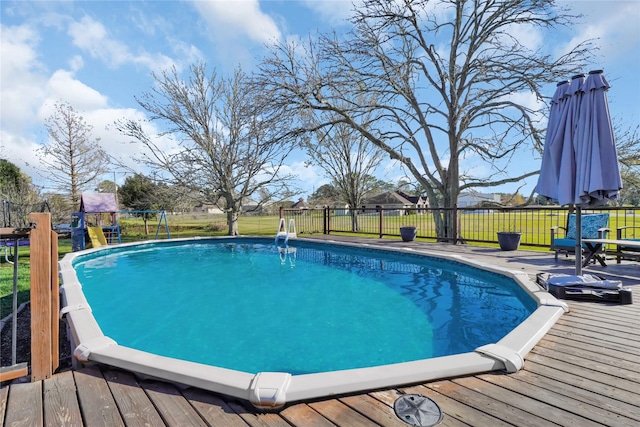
59;236;568;410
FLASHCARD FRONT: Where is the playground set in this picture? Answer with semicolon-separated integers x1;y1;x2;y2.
71;192;170;251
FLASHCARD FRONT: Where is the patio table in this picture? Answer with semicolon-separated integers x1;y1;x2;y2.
581;238;640;267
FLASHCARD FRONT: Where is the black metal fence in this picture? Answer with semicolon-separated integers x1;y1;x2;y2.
281;206;640;248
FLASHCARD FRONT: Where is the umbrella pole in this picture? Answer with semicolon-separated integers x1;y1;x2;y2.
575;206;582;276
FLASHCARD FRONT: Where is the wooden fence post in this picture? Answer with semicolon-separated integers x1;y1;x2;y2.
50;228;59;372
29;212;55;381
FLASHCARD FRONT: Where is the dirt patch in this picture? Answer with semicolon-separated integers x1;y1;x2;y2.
1;304;73;383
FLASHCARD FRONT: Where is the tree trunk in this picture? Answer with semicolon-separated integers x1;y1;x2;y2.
350;211;359;232
444;164;460;244
430;165;460;244
227;210;239;236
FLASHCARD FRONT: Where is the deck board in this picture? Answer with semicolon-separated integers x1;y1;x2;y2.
427;378;560;427
102;369;166;427
401;384;491;426
42;371;82;426
3;380;43;427
309;398;383;426
462;375;606;427
141;379;208;427
534;338;640;373
181;387;251;427
477;372;635;427
497;367;640;424
279;403;335;427
73;366;125;427
225;399;293;427
2;240;639;426
0;385;8;424
339;393;408;427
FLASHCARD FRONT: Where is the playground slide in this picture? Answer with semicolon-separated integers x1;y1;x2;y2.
87;227;108;248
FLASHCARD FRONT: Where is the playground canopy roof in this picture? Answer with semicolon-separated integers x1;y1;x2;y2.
80;193;118;213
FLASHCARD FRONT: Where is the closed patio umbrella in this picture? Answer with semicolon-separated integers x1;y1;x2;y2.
536;70;622;275
556;74;585;207
536;80;571;201
574;71;621;207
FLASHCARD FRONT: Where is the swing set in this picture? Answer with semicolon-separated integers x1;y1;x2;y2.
71;193;170;251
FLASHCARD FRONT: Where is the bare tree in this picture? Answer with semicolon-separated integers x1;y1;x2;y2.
1;159;42;227
38;102;109;208
257;0;589;242
615;124;640;206
117;64;297;235
303;105;385;231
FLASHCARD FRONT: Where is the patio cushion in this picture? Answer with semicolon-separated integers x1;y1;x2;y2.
552;238;589;249
566;214;609;239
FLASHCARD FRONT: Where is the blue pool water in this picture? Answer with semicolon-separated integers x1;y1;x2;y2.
72;238;536;375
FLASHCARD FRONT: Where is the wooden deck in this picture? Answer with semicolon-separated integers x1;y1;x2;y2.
2;240;639;426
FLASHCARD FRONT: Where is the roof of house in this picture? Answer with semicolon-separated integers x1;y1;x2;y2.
80;193;118;213
459;191;499;201
363;191;415;206
396;191;423;204
291;198;309;209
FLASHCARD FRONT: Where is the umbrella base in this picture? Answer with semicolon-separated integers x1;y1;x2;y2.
536;273;633;304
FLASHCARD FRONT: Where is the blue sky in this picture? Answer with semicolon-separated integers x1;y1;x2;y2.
2;0;639;199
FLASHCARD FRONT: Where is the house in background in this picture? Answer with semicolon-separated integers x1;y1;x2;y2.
291;198;309;211
361;191;427;215
458;191;501;207
242;199;260;213
194;204;224;214
194;197;261;215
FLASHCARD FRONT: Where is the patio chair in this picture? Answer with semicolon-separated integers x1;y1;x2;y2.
615;225;640;263
550;213;610;262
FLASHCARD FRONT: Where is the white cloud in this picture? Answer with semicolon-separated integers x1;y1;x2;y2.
503;91;547;126
0;24;48;133
168;39;206;70
67;15;175;72
129;7;170;37
68;54;84;72
503;22;543;52
189;0;281;69
39;69;109;117
191;0;281;45
300;0;354;26
556;1;640;66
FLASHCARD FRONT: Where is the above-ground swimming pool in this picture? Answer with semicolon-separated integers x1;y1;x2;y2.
59;237;568;409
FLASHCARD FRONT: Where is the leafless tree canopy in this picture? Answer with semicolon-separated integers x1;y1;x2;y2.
257;0;589;240
117;64;297;235
301;93;385;230
38;101;109;207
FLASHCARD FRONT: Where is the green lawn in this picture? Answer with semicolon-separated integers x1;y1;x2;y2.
0;247;32;317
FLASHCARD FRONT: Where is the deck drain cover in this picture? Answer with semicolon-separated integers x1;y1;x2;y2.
394;394;443;426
